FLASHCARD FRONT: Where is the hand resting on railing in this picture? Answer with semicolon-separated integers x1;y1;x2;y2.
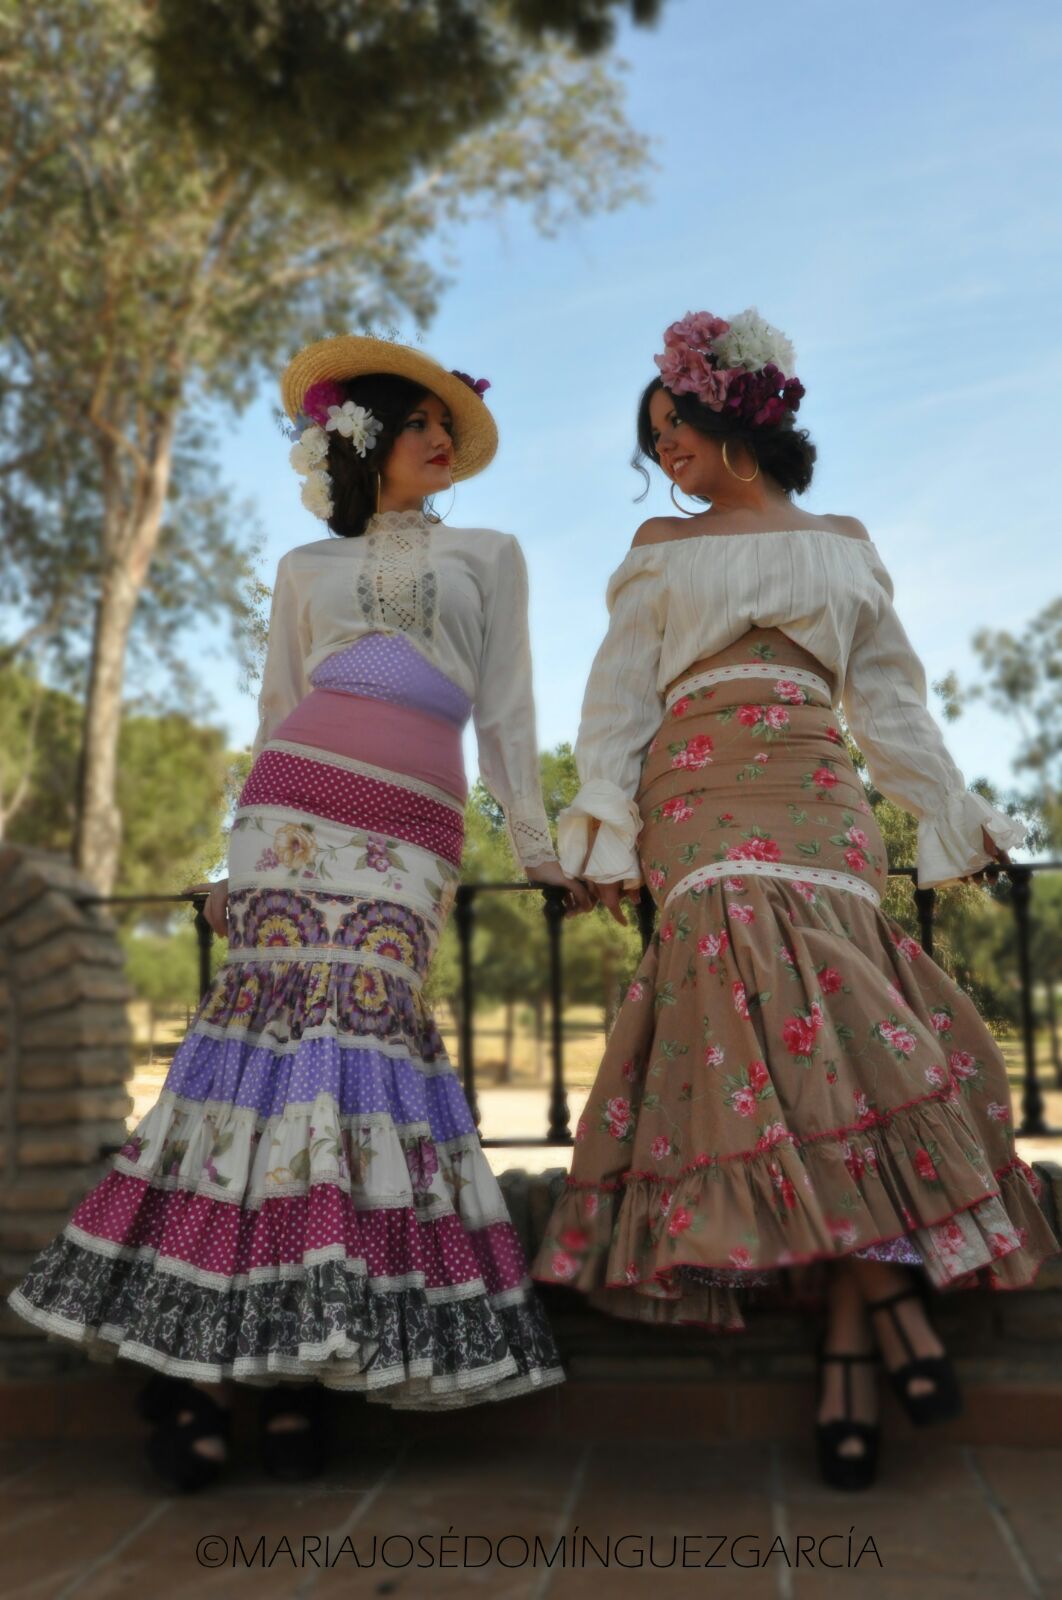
182;877;229;938
523;858;595;916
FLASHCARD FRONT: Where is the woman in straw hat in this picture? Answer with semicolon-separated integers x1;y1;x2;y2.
9;334;583;1489
531;307;1058;1491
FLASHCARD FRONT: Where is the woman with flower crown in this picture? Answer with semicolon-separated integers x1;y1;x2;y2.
531;308;1059;1490
9;335;583;1490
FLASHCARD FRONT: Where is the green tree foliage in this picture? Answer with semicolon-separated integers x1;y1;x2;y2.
933;599;1062;1037
0;663;237;918
1;0;659;892
149;2;663;213
935;597;1062;849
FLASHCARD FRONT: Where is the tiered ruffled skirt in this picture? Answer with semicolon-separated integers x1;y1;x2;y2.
532;629;1058;1329
9;634;564;1407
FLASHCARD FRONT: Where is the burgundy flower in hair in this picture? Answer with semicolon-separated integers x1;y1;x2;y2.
452;370;491;398
302;378;348;427
724;365;805;427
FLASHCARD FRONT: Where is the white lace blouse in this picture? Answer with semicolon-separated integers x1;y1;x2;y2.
558;529;1025;889
251;509;557;869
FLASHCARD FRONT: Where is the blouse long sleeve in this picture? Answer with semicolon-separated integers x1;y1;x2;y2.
472;535;558;870
841;553;1025;887
557;550;667;885
249;553;313;763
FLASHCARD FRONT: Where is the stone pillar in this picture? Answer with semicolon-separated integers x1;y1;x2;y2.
0;845;134;1378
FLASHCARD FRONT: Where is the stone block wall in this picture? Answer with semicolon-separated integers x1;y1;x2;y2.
0;845;134;1378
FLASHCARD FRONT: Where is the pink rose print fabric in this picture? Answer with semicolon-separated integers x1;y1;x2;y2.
532;628;1057;1330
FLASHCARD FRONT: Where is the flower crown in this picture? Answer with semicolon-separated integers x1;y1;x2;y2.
654;308;805;428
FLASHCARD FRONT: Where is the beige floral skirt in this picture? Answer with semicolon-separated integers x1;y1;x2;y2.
532;628;1058;1330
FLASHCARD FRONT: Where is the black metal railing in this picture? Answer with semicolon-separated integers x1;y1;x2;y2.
79;860;1060;1153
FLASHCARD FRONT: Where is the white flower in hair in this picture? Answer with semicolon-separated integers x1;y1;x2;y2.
712;308;797;377
300;467;334;521
325;400;384;458
289;423;328;476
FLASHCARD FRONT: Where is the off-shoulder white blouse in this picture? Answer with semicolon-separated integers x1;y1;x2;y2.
558;529;1024;889
250;509;557;869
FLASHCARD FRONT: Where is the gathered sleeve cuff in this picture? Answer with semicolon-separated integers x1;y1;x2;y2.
842;550;1026;889
557;779;643;884
916;790;1026;888
472;534;558;871
249;553;312;764
558;549;666;887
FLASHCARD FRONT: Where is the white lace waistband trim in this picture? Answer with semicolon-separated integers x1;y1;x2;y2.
663;858;882;909
665;662;832;710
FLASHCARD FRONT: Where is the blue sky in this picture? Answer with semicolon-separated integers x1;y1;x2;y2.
206;0;1061;827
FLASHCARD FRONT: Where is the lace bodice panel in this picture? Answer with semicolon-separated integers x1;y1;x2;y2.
355;510;438;643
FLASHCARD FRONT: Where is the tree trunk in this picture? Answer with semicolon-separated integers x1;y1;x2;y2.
0;674;46;840
73;417;177;893
1046;975;1061;1086
502;997;514;1084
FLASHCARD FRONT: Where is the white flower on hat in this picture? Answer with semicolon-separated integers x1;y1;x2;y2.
325;401;384;458
300;467;334;521
712;308;797;378
289;423;328;476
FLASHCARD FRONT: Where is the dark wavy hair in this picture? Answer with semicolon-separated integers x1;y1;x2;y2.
322;372;435;539
633;376;817;501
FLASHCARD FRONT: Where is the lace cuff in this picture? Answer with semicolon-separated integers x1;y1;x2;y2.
916;791;1026;888
557;780;643;885
505;797;559;870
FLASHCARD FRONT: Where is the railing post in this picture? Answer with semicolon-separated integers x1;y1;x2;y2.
636;885;656;955
191;895;214;1001
453;885;481;1129
541;886;572;1144
913;882;936;959
1010;865;1047;1138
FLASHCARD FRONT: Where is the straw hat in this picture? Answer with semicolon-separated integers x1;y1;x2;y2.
280;334;498;481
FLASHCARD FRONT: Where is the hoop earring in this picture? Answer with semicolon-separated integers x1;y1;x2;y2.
426;485;455;525
670;481;700;517
375;472;382;514
722;439;759;482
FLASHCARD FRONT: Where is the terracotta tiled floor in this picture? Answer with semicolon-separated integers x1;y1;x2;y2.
1;1431;1059;1600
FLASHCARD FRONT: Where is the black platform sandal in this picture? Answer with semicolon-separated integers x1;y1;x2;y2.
142;1380;233;1494
866;1285;963;1425
258;1384;330;1483
815;1349;881;1491
135;1372;191;1426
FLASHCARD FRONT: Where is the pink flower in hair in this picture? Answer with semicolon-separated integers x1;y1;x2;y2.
302;379;348;426
663;311;730;352
655;345;732;410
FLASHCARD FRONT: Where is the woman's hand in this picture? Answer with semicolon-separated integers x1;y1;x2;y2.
585;879;640;927
966;829;1012;885
524;859;595;916
182;877;229;938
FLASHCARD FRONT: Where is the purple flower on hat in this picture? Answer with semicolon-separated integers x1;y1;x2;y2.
302;378;348;427
451;370;491;398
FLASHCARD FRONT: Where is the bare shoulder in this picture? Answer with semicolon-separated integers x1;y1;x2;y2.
823;513;870;542
631;515;686;548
